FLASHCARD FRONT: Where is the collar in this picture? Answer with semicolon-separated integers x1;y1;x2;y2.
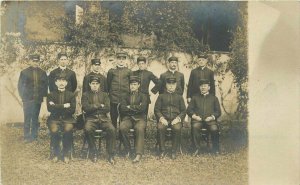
58;88;65;92
201;92;209;96
131;91;138;95
59;66;67;70
168;69;176;74
92;90;99;94
91;70;100;74
198;66;206;70
167;90;175;94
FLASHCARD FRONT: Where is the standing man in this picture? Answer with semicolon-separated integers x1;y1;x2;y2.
47;73;76;163
154;77;186;160
187;79;221;155
48;52;77;93
132;56;160;119
152;56;185;96
18;54;48;142
187;53;215;103
82;59;108;93
119;76;147;163
107;51;132;128
81;76;116;164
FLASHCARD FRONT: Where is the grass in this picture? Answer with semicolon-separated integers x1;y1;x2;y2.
1;121;248;185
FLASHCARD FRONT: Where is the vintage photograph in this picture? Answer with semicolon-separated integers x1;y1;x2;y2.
0;1;248;184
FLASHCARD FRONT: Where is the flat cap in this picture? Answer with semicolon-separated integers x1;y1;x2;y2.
166;77;177;84
116;51;128;57
137;56;146;63
89;75;101;83
168;56;178;62
55;72;67;80
129;76;141;83
57;52;68;59
199;79;210;86
91;59;101;65
29;54;40;62
197;53;208;59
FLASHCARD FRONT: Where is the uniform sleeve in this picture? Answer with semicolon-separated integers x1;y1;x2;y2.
41;71;48;97
17;71;24;99
154;95;164;120
71;71;77;92
150;72;160;94
82;75;89;93
107;70;113;93
66;92;76;114
102;76;108;93
119;97;130;114
151;74;163;94
47;93;64;113
213;96;221;119
187;70;194;99
48;71;56;93
99;93;110;113
81;93;98;114
180;73;185;96
210;70;216;95
130;94;148;113
186;96;196;117
178;96;186;121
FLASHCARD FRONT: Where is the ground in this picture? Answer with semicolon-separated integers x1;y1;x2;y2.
1;121;248;185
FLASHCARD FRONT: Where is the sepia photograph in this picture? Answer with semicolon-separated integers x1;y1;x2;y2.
0;1;298;185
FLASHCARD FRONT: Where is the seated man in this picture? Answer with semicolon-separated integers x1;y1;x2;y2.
154;77;186;160
119;76;147;163
81;76;116;164
47;73;76;163
186;79;221;155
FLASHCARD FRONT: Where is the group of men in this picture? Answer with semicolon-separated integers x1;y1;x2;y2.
17;51;221;165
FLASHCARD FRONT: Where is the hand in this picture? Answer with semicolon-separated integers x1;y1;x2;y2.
160;117;168;126
126;105;131;109
64;103;70;108
187;98;191;103
100;104;104;108
171;117;180;125
106;113;111;120
49;101;55;105
205;116;213;122
192;114;201;121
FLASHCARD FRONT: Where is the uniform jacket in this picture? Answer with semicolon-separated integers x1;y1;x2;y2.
107;67;132;104
48;68;77;93
81;91;110;120
186;93;221;120
47;90;76;120
82;72;108;93
154;92;186;121
152;70;185;96
187;67;215;98
18;66;48;103
132;69;159;95
120;91;147;120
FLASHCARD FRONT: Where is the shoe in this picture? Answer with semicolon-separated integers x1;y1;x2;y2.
171;153;176;160
64;157;70;164
193;149;199;157
132;154;142;163
159;151;166;159
125;151;130;159
108;156;116;165
92;155;97;163
52;156;58;163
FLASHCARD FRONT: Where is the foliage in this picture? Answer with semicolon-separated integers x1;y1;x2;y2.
228;3;248;120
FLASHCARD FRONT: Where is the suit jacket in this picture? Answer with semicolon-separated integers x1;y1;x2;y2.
48;67;77;93
18;66;48;103
186;93;221;120
132;69;159;95
47;90;76;120
107;67;132;104
187;66;215;98
81;91;110;120
152;70;185;96
82;72;108;93
120;92;147;120
154;92;186;122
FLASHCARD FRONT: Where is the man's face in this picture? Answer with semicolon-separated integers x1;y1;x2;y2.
55;79;68;89
91;64;101;73
89;81;100;91
197;57;208;67
166;83;177;92
168;61;177;71
137;61;147;70
58;56;68;67
200;84;210;94
116;56;127;67
130;82;140;92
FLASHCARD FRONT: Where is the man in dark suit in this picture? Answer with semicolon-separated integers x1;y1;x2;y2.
187;79;221;155
187;53;215;103
18;54;48;142
107;51;132;128
82;59;108;93
152;56;185;96
47;73;76;163
154;77;186;160
81;76;116;164
132;56;160;119
48;52;77;93
119;76;147;163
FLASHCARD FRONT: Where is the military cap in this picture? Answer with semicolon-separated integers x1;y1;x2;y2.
29;54;40;62
199;79;210;86
55;72;67;80
129;76;141;83
116;51;128;58
137;56;146;63
197;53;208;59
57;52;68;59
166;77;177;84
91;59;101;65
89;75;101;83
168;56;178;62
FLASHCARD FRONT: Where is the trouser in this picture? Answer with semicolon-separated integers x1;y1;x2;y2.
84;118;116;156
157;121;182;153
48;118;74;157
191;121;220;152
110;103;119;129
119;116;146;155
23;101;41;140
